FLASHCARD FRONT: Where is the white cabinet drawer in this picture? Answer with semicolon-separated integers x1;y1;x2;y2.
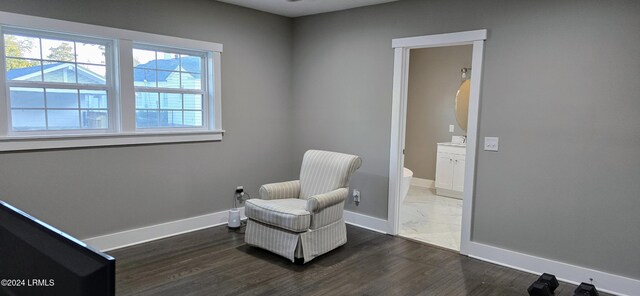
436;144;466;155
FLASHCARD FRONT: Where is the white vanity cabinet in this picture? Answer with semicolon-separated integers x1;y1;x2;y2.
435;143;466;199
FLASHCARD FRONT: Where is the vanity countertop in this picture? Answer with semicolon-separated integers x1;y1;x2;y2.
437;142;466;147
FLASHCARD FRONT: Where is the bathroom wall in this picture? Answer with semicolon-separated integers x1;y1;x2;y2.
404;45;472;180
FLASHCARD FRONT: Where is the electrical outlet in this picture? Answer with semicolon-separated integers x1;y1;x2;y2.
352;189;361;204
449;124;455;133
234;186;245;206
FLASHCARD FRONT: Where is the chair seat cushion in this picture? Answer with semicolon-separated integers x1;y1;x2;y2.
245;198;310;232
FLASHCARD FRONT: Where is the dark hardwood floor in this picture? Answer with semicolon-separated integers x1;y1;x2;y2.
109;224;608;296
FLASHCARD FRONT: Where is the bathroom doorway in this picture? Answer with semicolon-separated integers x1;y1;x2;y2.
398;45;472;251
387;30;486;255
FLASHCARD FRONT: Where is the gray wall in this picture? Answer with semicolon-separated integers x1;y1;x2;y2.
405;46;471;180
0;0;295;239
292;0;640;280
2;0;640;282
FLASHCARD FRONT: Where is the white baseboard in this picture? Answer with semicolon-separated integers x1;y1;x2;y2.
435;187;463;199
411;178;434;188
467;241;640;296
83;208;245;252
344;210;389;234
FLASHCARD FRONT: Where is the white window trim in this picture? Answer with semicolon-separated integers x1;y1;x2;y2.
131;44;210;131
0;10;223;151
4;27;117;135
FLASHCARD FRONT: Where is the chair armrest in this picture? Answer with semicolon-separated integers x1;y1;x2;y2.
259;180;300;200
306;188;348;213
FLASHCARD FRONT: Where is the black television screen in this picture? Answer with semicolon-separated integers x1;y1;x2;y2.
0;200;115;296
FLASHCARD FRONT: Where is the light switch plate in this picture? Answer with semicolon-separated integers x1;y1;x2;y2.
484;137;499;151
449;125;455;133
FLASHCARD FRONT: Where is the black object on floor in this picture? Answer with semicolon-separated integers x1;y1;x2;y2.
528;282;554;296
539;273;560;291
528;273;559;296
574;282;600;296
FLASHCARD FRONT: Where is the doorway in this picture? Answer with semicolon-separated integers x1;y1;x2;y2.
399;45;472;251
387;30;486;255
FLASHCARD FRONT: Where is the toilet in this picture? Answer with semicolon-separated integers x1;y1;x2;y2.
401;167;413;203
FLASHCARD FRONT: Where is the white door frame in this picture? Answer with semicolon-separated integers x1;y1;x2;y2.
388;29;487;255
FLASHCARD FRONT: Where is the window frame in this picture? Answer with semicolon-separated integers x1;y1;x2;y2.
0;10;223;151
132;44;209;131
3;27;116;135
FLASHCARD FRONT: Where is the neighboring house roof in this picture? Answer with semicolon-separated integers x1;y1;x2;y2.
134;57;200;83
6;56;200;84
6;63;59;80
7;62;106;84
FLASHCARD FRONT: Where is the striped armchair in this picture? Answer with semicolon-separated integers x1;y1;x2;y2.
245;150;362;263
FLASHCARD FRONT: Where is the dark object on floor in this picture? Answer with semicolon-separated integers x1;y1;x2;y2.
539;273;560;291
574;282;600;296
528;282;553;296
528;273;559;296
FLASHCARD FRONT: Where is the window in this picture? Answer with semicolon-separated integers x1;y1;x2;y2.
133;47;206;129
4;29;112;132
0;11;223;151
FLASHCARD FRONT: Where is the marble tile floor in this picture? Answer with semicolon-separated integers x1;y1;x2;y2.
398;185;463;251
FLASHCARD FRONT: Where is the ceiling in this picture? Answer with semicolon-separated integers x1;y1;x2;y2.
218;0;399;18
